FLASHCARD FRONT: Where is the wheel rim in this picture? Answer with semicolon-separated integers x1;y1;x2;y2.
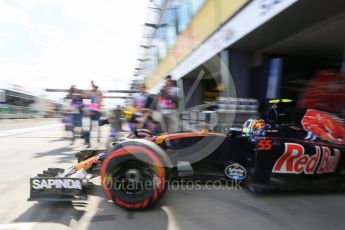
112;161;155;196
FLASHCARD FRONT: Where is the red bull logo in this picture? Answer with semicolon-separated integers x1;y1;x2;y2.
273;143;340;174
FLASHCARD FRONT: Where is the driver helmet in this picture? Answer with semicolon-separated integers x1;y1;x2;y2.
242;118;266;136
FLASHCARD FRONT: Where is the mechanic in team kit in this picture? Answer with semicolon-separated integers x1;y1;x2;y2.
158;75;179;112
131;83;157;131
158;75;179;132
68;85;84;145
82;81;103;147
106;105;123;147
89;81;103;120
66;82;103;147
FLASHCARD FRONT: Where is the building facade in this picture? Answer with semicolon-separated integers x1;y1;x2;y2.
140;0;345;110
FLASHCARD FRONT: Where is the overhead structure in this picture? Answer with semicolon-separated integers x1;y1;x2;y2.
45;88;139;100
131;0;167;85
45;89;139;94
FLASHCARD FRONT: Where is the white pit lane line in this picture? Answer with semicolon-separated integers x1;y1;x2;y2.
0;223;34;230
73;196;103;230
161;206;181;230
0;124;62;137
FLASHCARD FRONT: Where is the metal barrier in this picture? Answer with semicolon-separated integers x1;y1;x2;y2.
0;105;37;119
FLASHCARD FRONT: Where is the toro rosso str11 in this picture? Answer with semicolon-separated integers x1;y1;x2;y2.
29;121;345;209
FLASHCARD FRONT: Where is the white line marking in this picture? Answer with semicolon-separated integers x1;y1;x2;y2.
0;223;34;230
0;124;62;137
161;206;181;230
73;196;103;230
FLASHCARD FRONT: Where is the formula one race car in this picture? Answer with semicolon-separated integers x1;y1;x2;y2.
29;102;345;210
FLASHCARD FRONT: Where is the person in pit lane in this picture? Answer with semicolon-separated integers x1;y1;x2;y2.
131;83;159;133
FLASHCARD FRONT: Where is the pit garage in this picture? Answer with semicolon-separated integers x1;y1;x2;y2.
229;0;345;108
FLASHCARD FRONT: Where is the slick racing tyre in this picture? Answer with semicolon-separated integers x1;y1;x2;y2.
101;140;172;210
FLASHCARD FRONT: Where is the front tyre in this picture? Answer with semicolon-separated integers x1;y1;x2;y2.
100;141;171;210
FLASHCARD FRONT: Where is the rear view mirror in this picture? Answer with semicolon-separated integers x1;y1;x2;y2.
268;108;278;123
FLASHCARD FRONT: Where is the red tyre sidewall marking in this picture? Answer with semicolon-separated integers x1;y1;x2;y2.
152;190;158;202
100;146;166;207
114;198;150;209
138;132;151;137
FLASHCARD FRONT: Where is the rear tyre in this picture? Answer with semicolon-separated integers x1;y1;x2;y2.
100;140;171;210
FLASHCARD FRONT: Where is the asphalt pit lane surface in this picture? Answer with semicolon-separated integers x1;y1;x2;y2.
127;211;134;219
91;214;117;222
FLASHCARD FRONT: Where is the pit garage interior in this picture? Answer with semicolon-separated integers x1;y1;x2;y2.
230;0;345;108
178;0;345;115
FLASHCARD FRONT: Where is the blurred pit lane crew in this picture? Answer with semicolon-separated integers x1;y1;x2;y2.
66;82;103;147
131;84;157;132
82;81;103;147
62;111;73;134
158;75;179;132
108;105;123;138
68;85;83;145
87;81;103;120
158;75;179;112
